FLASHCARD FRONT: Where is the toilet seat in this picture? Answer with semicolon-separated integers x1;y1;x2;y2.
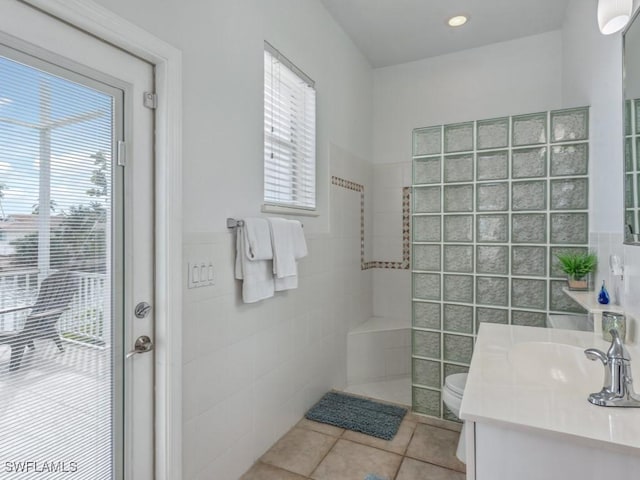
444;373;467;398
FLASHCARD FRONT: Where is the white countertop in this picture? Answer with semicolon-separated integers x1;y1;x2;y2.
459;324;640;452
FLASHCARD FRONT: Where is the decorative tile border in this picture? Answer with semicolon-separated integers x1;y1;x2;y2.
331;176;410;270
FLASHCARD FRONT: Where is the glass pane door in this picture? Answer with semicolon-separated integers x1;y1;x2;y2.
0;50;121;479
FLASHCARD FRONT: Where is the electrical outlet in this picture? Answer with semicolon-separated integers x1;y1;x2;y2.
187;261;215;289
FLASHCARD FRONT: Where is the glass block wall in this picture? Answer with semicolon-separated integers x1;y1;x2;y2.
625;99;640;235
411;107;590;419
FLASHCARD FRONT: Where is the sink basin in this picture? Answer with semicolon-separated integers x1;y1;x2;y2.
507;342;602;392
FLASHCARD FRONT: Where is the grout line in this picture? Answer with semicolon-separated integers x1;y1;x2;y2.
307;434;340;479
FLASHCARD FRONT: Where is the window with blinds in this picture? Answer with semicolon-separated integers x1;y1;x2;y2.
264;42;316;210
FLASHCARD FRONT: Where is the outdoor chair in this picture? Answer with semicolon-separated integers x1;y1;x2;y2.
0;271;79;371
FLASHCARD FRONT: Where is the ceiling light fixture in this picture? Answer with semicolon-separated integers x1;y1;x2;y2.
447;15;468;28
597;0;632;35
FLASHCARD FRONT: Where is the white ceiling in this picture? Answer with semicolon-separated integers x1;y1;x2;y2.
319;0;570;68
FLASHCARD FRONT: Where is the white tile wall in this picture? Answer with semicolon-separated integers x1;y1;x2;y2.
371;162;413;324
590;231;640;341
181;150;373;478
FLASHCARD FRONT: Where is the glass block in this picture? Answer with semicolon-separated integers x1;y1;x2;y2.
413;244;441;271
637;138;640;170
413;215;441;242
443;154;473;183
413;273;441;300
476;307;509;332
413;358;441;388
512;310;547;328
626;210;637;236
550;246;588;278
551;143;588;176
513;112;547;146
550;280;587;313
443;304;473;333
626;100;632;136
635;99;640;135
443;334;473;364
550;178;588;210
413;330;441;358
512;147;547;179
476;245;509;274
511;278;547;310
477;182;509;211
477;117;509;150
512;181;546;211
443;274;474;303
414;157;441;184
550;213;588;244
512;246;547;277
444;363;469;378
551;107;588;142
477;150;508;181
626;175;634;208
443;403;461;422
413;302;441;330
414;186;441;213
413;126;441;156
443;245;473;273
626;138;633;172
413;387;441;417
512;214;547;244
443;215;473;242
476;276;509;307
477;214;508;243
444;184;473;212
444;122;473;153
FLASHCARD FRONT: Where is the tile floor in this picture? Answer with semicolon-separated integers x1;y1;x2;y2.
241;398;465;480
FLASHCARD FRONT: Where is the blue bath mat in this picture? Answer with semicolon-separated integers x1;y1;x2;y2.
364;475;387;480
305;391;407;440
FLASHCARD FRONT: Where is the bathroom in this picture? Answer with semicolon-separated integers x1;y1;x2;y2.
0;0;639;479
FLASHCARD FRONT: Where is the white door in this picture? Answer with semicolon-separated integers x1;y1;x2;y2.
0;2;155;479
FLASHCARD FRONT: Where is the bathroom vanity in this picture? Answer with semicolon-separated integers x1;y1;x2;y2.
459;324;640;480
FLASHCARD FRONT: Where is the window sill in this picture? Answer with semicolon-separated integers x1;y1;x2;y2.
261;204;320;217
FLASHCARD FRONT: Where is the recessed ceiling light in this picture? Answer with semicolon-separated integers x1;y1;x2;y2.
448;15;469;27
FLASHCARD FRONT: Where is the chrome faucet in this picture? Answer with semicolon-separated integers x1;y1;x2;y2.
584;329;640;407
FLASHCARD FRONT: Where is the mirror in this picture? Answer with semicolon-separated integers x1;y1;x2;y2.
623;10;640;244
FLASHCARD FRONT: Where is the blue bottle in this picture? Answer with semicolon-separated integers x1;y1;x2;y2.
598;281;610;305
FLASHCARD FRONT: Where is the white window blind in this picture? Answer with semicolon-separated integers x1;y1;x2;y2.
264;42;316;210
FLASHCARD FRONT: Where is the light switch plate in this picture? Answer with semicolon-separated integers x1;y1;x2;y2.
187;261;215;289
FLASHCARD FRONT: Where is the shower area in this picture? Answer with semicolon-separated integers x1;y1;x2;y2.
344;106;592;420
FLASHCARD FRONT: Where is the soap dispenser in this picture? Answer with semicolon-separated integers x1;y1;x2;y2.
598;281;610;305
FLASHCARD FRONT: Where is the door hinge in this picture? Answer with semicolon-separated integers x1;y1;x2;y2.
117;140;126;166
143;91;158;109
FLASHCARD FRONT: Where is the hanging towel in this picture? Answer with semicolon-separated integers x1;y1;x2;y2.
235;222;274;303
268;218;307;291
243;217;273;260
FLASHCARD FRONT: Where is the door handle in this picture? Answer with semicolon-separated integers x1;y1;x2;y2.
126;335;154;359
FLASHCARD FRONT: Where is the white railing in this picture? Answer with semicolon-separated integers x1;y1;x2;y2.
0;269;107;348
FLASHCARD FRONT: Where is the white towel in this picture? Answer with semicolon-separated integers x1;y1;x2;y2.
268;218;307;291
243;217;273;261
235;224;274;303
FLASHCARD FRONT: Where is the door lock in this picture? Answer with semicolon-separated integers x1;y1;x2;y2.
134;302;152;319
126;335;154;359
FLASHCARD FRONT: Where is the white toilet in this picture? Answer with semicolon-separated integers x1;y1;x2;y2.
442;373;468;463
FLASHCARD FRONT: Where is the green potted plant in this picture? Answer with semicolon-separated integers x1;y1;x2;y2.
556;252;598;291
